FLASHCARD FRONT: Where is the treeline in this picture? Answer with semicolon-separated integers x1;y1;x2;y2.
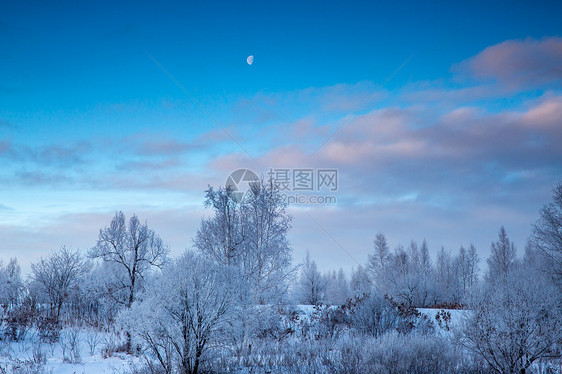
0;181;561;374
298;237;481;308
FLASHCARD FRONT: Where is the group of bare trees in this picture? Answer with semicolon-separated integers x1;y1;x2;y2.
298;239;482;309
298;233;482;309
294;184;562;373
30;247;87;322
0;211;170;351
0;179;295;374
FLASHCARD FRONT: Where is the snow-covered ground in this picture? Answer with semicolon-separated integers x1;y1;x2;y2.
0;328;140;374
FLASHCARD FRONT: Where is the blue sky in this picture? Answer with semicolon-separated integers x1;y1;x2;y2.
1;0;562;272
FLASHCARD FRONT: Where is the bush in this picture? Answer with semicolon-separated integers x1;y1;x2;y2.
1;298;36;341
328;333;490;374
36;315;60;343
349;293;398;337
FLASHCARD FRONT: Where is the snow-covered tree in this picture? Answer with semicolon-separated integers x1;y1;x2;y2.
367;233;391;291
419;239;431;277
89;211;169;351
196;180;295;305
435;246;461;305
466;244;480;290
453;244;480;304
350;266;372;296
486;226;517;282
194;185;245;266
325;268;350;305
120;252;245;374
384;241;434;307
0;258;24;308
31;247;87;322
89;211;169;309
298;251;328;305
460;266;562;373
533;182;562;285
241;179;295;304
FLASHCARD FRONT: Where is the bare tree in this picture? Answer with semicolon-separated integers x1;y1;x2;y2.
368;233;391;291
533;182;562;284
195;180;295;305
194;186;245;266
89;211;169;351
0;258;24;308
241;179;295;304
31;247;87;322
487;226;517;282
466;244;480;289
89;211;169;308
298;251;328;305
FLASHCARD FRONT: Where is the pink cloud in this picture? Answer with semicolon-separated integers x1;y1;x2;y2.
128;137;194;156
455;37;562;88
522;95;562;128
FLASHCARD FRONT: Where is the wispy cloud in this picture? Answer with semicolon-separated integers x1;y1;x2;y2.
0;203;13;211
0;140;91;166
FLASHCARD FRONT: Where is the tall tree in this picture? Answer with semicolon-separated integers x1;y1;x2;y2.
89;211;169;351
487;226;517;281
195;180;295;304
242;179;295;304
456;246;469;294
194;186;245;266
533;182;562;284
466;244;480;289
368;233;391;291
89;211;169;309
420;239;431;276
435;246;460;305
298;251;328;305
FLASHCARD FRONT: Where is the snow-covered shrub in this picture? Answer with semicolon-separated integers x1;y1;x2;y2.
59;327;81;363
36;315;60;343
460;266;562;374
1;297;36;342
349;293;398;337
84;327;103;356
313;304;349;340
325;333;488;374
